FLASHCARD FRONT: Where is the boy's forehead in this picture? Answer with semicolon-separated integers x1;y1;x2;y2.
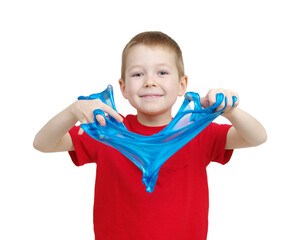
126;44;176;67
128;44;174;55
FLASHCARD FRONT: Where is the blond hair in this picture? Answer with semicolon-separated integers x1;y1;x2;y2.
121;31;185;81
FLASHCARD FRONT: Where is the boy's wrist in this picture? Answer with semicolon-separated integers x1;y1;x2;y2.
222;107;239;120
69;101;79;118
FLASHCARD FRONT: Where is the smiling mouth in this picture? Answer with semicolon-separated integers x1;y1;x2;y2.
140;94;163;99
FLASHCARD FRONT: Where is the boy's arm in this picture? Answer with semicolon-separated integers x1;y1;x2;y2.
33;104;77;152
202;88;267;150
33;99;123;153
224;108;267;149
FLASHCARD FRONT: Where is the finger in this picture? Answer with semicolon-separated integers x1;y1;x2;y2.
223;90;233;113
78;118;88;135
214;89;226;112
78;128;84;135
96;114;106;126
232;92;239;107
200;97;210;109
99;104;123;122
207;89;217;106
216;101;226;112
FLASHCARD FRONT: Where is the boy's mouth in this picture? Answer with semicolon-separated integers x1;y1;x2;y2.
140;94;163;99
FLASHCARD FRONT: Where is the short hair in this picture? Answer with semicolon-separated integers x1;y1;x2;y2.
121;31;185;81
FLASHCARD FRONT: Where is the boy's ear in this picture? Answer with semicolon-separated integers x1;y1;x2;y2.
178;75;188;97
119;79;128;99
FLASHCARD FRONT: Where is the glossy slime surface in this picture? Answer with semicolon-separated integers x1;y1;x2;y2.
78;85;237;192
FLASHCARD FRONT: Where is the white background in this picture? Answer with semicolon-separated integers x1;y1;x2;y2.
1;0;298;239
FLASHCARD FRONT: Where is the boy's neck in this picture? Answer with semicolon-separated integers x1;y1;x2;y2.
137;111;172;127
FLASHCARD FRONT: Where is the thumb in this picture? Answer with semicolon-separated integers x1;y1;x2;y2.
200;97;210;109
78;127;84;135
78;118;88;135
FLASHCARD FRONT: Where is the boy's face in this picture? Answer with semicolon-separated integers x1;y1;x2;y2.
119;44;187;121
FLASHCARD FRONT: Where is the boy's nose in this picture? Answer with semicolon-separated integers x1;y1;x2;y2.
144;76;157;88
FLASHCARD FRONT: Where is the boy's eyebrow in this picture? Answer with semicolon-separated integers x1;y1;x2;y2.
127;65;143;72
157;63;173;69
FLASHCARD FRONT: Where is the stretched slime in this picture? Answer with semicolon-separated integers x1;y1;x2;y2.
78;85;236;192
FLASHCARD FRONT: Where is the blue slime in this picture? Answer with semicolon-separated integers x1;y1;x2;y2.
78;85;237;192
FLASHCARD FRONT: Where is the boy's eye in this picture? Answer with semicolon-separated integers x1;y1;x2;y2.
132;73;142;77
158;71;168;75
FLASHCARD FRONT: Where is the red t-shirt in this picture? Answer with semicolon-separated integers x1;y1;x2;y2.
69;115;233;240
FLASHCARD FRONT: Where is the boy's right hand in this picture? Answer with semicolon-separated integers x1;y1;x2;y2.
71;99;123;135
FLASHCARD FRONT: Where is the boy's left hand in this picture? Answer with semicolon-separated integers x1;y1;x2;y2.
200;88;240;116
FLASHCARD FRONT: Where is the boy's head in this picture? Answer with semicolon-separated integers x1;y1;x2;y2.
120;31;185;81
119;31;188;125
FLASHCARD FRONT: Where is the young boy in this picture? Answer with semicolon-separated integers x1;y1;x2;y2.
34;31;267;240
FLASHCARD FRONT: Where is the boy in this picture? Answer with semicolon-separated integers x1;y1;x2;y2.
34;31;267;240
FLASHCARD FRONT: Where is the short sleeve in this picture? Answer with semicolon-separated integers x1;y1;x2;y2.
199;123;234;166
68;125;102;166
